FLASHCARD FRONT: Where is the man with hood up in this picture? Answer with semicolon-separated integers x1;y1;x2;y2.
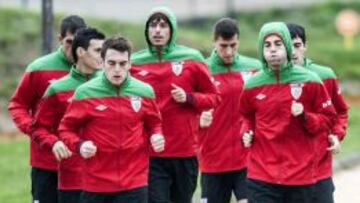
239;22;337;203
287;23;349;203
131;6;219;203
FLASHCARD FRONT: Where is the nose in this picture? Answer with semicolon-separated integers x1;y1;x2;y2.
225;47;232;56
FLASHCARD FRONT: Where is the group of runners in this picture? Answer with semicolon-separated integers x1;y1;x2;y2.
8;6;349;203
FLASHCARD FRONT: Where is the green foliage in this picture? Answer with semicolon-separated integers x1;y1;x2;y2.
1;2;360;100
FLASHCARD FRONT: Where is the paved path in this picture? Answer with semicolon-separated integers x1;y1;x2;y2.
334;163;360;202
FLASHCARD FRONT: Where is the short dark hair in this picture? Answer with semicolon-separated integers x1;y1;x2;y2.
101;36;132;59
286;23;306;44
214;18;239;40
71;27;105;63
145;13;173;45
60;15;86;37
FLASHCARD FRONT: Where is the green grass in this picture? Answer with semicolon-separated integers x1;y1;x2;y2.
0;138;30;203
1;103;360;202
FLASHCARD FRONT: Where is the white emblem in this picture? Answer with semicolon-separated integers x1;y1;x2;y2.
256;93;266;100
95;104;107;111
290;83;303;100
171;61;184;76
138;70;149;76
130;96;142;112
67;96;73;103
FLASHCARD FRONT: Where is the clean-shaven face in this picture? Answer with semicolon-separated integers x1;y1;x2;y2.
104;49;130;86
214;35;238;65
291;36;307;66
148;18;171;46
263;34;287;69
81;39;104;71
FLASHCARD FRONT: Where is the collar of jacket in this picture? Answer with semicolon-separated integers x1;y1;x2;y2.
208;49;241;72
101;71;131;93
70;66;98;81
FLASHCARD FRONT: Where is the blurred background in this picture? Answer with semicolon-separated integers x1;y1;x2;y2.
0;0;359;202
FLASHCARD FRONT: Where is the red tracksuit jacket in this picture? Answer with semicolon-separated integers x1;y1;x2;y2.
8;47;71;170
240;66;337;185
58;73;162;192
198;50;261;173
304;59;349;181
32;68;99;190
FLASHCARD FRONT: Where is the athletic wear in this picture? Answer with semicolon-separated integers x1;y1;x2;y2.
59;73;162;193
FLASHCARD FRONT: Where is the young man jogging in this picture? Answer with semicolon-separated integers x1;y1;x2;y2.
32;27;105;203
58;36;165;203
198;18;261;203
287;23;349;203
131;6;219;203
240;22;337;203
8;15;86;203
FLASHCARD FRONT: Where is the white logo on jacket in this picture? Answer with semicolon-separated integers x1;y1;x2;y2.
171;61;184;76
256;93;266;100
138;70;149;76
290;83;303;100
130;96;142;112
95;104;108;111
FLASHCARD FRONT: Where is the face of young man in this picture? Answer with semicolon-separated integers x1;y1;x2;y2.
214;35;238;65
291;36;307;66
59;31;75;63
79;39;104;72
104;49;131;86
263;34;287;70
148;18;171;46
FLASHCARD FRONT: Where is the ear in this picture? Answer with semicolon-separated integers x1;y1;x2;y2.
77;47;86;59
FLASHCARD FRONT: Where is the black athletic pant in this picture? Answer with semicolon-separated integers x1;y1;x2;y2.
81;186;147;203
247;178;314;203
31;167;58;203
148;157;198;203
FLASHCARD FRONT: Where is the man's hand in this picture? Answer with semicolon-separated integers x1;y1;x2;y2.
291;101;304;117
171;83;187;103
242;130;254;148
200;109;214;128
80;141;97;159
52;141;72;161
150;134;165;152
327;134;341;154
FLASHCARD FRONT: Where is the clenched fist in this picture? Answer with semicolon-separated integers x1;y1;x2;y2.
150;134;165;152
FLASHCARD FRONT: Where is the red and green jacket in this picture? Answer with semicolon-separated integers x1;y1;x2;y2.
8;47;72;170
304;59;349;181
240;22;337;185
198;49;261;173
32;68;100;190
58;73;162;193
131;7;219;158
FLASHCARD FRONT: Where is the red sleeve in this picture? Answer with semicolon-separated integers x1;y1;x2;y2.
58;100;87;152
8;72;37;135
31;94;61;150
143;98;163;136
303;82;337;135
323;79;349;140
186;62;220;110
239;90;255;133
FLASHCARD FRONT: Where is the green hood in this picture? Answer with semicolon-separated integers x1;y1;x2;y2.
258;22;293;71
145;6;177;55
